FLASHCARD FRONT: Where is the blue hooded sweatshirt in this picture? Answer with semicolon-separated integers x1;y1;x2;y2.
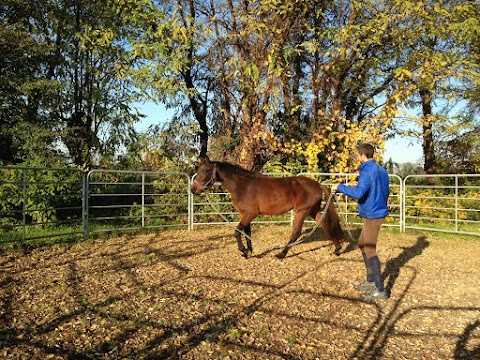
337;159;390;219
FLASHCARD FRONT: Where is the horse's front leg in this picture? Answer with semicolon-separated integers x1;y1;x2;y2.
234;223;253;258
276;210;307;259
244;223;252;254
234;223;248;257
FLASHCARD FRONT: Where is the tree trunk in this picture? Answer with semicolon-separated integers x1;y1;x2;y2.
236;108;266;171
420;89;436;185
183;68;208;157
64;111;94;171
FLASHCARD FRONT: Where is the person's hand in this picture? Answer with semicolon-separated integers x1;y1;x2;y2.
331;184;339;193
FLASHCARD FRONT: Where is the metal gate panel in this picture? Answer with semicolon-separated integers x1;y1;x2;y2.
403;174;480;236
86;170;191;237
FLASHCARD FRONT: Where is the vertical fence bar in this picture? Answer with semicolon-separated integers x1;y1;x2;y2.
402;177;404;233
82;172;86;239
142;172;145;228
22;169;27;241
188;176;193;231
85;171;90;239
455;176;459;232
400;177;405;233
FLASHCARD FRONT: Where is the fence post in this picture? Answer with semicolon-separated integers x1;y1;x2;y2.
189;175;194;231
84;171;90;239
455;176;459;232
400;177;404;233
142;172;145;228
188;176;191;231
22;169;27;241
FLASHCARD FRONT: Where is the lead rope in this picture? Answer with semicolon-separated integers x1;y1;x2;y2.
272;190;359;250
331;192;358;244
332;193;395;263
204;191;255;243
269;190;336;250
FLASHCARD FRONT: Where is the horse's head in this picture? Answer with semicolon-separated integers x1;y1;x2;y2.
191;156;217;195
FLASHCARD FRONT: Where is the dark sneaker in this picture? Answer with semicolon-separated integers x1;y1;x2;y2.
354;280;376;292
362;289;389;301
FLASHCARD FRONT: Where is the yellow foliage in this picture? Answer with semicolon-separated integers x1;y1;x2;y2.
259;114;390;173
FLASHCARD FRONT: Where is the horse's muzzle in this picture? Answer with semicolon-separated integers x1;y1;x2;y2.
190;181;204;195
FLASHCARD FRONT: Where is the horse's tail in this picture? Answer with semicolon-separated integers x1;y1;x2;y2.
319;185;345;245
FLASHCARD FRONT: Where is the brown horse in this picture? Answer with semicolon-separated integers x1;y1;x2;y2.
191;156;344;259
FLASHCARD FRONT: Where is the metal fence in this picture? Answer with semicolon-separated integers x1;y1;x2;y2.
0;167;479;245
0;167;191;243
403;174;480;236
0;167;85;243
86;170;191;237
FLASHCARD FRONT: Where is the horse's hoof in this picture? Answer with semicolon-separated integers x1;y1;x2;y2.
333;247;342;256
275;252;286;259
240;248;250;259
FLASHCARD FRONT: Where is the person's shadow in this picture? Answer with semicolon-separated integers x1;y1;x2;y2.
455;320;480;359
383;236;430;293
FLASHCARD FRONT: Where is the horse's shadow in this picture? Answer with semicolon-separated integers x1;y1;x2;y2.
383;236;430;292
253;227;361;259
289;227;361;257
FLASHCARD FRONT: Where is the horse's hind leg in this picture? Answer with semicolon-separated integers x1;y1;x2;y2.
314;201;342;256
275;210;307;259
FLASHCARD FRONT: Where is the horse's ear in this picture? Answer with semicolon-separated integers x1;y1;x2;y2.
200;155;211;165
197;155;210;167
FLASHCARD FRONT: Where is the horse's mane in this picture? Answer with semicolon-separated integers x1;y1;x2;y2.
214;161;262;178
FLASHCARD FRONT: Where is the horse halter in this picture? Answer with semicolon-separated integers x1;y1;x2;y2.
195;164;217;191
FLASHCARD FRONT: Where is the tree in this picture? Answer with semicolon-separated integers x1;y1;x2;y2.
43;0;155;170
436;128;480;173
1;0;163;169
0;0;61;165
390;160;425;178
127;0;212;161
136;0;418;172
391;0;480;181
136;122;199;173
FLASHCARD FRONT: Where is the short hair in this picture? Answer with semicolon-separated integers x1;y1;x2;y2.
357;143;375;159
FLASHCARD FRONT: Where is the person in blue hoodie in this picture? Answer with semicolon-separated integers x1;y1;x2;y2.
332;143;390;300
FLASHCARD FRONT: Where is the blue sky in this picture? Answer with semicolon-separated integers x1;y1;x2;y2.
383;136;422;164
135;102;423;164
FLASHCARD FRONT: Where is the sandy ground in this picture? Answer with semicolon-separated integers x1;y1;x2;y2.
1;225;479;359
